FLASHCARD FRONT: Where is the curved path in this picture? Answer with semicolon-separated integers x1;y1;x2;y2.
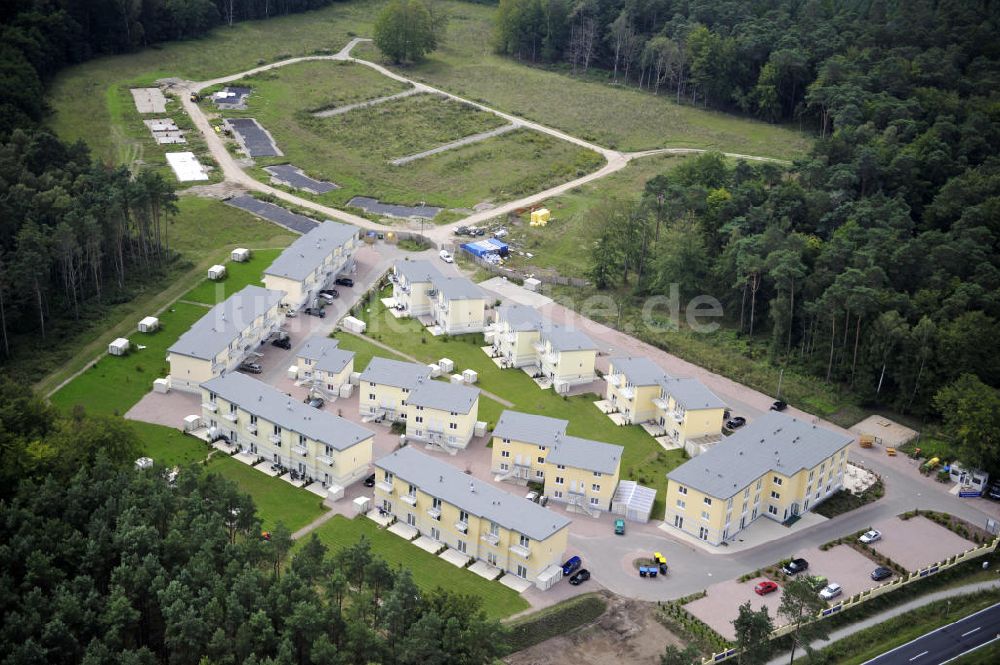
170;37;790;247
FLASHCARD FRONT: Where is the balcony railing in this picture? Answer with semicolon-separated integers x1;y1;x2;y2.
247;423;257;434
202;402;218;412
653;397;669;410
401;494;417;506
427;506;441;520
509;543;531;558
455;520;468;534
481;532;500;546
376;480;394;494
293;444;308;456
606;374;621;387
532;340;547;353
619;386;635;400
317;454;333;466
223;412;237;422
268;434;282;445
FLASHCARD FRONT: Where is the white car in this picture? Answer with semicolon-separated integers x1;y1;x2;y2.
859;529;882;544
439;249;454;263
819;582;842;600
525;491;539;502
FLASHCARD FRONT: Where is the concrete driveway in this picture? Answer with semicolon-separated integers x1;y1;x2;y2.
686;577;786;641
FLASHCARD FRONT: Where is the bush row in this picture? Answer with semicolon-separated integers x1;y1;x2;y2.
503;593;607;655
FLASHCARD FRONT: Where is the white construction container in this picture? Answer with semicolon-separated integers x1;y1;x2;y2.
474;421;487;437
339;383;354;398
427;363;441;378
153;378;170;394
483;331;496;344
349;371;361;385
439;358;455;373
138;316;159;333
135;457;154;470
108;338;130;356
231;247;251;262
287;365;298;380
342;316;366;333
462;368;478;384
450;373;464;384
353;496;371;515
524;277;542;292
183;415;202;431
208;264;226;280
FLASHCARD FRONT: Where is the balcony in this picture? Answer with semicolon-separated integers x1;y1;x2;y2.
668;410;685;424
653;397;669;411
481;532;500;546
223;412;237;422
247;423;257;434
401;493;417;506
455;520;468;534
427;506;441;520
606;374;621;387
619;386;635;400
317;454;334;466
532;340;547;354
202;402;218;412
293;444;308;456
509;543;531;558
376;480;394;494
268;434;281;445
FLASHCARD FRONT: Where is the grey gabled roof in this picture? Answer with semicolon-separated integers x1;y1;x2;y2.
296;335;354;374
609;356;672;386
492;410;567;446
433;276;485;301
359;357;430;389
168;285;284;361
394;259;441;284
497;304;543;332
201;373;373;450
547;435;623;475
667;412;854;499
376;446;571;541
541;325;597;353
264;221;357;281
406;380;480;414
658;377;726;410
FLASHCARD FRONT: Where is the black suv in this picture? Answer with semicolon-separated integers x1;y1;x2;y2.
304;307;325;318
335;277;354;287
782;558;809;575
363;473;376;488
987;481;1000;501
271;335;291;350
770;400;788;411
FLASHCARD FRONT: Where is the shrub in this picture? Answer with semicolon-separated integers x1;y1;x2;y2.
503;594;606;654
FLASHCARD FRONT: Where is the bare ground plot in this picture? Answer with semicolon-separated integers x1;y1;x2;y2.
506;595;684;665
869;515;976;571
685;577;785;642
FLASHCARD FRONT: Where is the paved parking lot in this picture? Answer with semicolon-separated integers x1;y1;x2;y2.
792;544;885;597
686;577;785;641
869;515;976;571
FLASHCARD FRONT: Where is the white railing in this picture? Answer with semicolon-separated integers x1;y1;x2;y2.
376;480;394;493
509;543;530;558
402;494;417;506
247;423;257;434
455;520;468;533
292;444;308;456
223;412;237;422
317;454;333;466
202;402;218;412
268;434;281;444
427;506;441;520
481;532;500;546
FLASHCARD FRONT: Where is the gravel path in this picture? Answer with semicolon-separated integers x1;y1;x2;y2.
312;87;421;118
390;123;521;165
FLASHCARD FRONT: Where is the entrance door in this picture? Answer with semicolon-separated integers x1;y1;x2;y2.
698;526;709;540
791;502;800;516
674;515;684;529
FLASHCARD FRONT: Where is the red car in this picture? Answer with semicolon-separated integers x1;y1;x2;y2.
754;581;779;595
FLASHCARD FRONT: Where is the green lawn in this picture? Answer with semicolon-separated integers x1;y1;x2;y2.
206;454;328;532
132;421;210;468
303;515;529;619
354;291;684;517
50;301;208;416
31;197;293;397
209;59;603;210
181;248;281;304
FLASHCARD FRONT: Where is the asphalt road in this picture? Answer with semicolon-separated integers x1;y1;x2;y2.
862;602;1000;665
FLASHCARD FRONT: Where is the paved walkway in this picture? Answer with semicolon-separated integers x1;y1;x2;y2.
763;580;1000;665
292;508;338;540
390;123;521;165
312;86;421;117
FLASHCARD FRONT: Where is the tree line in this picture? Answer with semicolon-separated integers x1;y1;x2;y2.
0;131;178;360
575;0;999;442
494;0;999;125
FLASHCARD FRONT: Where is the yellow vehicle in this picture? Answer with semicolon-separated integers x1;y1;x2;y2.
653;552;666;565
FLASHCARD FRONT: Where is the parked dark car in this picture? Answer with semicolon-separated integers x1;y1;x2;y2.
363;473;376;488
271;336;291;350
771;400;788;411
569;569;590;585
726;416;747;430
306;397;324;409
782;558;809;575
319;288;339;299
304;307;325;318
562;555;582;576
335;277;354;287
987;481;1000;501
871;566;893;581
239;361;262;374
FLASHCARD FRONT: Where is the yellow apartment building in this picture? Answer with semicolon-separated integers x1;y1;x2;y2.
262;221;358;311
490;304;544;368
392;259;441;317
375;446;571;588
605;356;672;424
403;379;481;450
200;372;374;489
664;412;853;545
294;335;355;399
167;285;285;393
653;377;727;455
430;277;487;334
534;325;597;389
490;410;623;514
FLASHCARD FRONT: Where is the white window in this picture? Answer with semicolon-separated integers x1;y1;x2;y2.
773;476;783;486
519;534;530;548
593;471;602;478
501;450;510;458
553;490;563;498
678;486;688;495
756;479;763;490
591;484;601;492
554;476;564;485
768;505;778;515
449;423;458;430
459;510;469;523
590;497;600;506
704;497;712;506
537;456;545;463
502;438;511;444
368;393;375;400
384;471;394;482
556;464;566;470
500;463;509;471
516;564;528;578
676;499;686;509
415;416;423;423
538;445;546;452
535;470;544;478
250;414;257;425
770;491;780;499
701;511;710;521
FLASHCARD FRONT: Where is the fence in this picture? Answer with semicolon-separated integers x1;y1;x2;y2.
701;535;1000;664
